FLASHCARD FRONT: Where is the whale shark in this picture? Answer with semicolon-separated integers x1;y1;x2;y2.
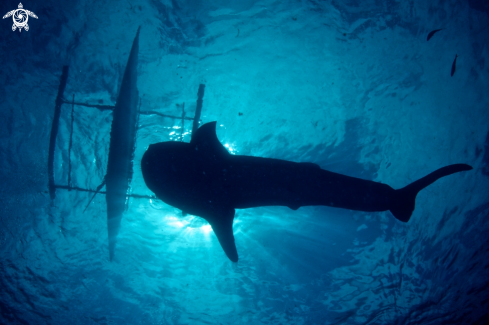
141;121;472;262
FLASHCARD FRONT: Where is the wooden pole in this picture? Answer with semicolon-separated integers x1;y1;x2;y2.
191;84;205;140
48;66;69;200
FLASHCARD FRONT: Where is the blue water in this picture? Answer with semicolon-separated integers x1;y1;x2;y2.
1;0;488;324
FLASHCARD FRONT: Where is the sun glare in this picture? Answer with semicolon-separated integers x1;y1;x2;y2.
164;215;189;228
162;215;214;234
200;224;213;233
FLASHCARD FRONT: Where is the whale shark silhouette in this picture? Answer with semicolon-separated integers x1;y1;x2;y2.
141;121;472;262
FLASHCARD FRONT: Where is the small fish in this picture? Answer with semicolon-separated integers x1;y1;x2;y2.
427;28;443;41
451;54;458;77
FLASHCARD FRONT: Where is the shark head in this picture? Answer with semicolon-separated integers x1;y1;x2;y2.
141;122;239;262
141;122;231;205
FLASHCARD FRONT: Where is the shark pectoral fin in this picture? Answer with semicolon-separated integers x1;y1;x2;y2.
208;208;238;262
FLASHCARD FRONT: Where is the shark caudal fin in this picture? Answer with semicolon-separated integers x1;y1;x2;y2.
390;164;472;222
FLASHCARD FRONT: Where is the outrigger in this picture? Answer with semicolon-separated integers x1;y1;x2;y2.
47;27;206;260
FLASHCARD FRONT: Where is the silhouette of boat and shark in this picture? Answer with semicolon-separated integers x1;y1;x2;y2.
48;28;472;262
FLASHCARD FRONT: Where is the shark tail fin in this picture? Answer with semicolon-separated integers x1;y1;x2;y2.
390;164;472;222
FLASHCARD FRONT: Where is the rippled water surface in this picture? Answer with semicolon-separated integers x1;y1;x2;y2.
1;0;488;324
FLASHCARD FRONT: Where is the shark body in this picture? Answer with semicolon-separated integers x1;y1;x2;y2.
141;122;472;262
106;27;140;260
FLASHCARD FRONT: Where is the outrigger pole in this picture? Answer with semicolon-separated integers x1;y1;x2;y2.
60;98;197;121
47;73;206;202
48;66;69;200
192;84;205;140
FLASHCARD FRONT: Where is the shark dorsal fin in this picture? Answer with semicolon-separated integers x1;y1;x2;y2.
190;121;230;158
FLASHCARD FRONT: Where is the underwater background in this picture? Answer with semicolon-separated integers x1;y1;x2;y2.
1;0;488;324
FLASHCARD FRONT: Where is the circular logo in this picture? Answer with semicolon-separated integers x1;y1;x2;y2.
13;9;28;28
